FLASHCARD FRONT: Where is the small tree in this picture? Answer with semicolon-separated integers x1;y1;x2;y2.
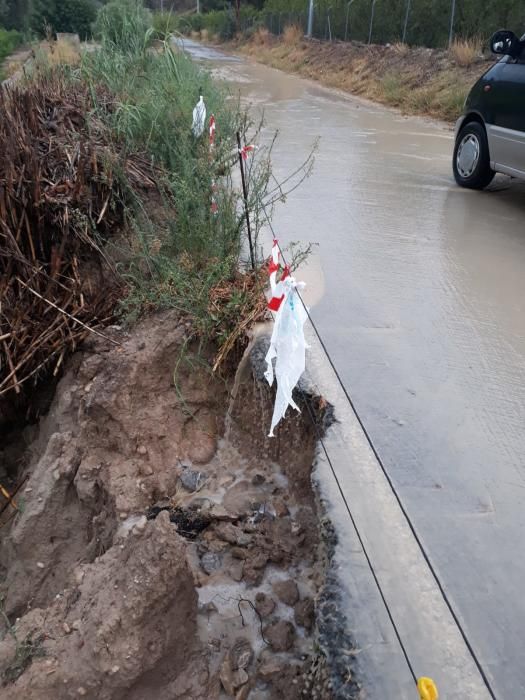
31;0;98;39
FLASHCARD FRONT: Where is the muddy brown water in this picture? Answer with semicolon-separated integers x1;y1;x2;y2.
180;38;525;698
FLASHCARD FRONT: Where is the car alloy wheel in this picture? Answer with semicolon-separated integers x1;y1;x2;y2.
456;133;480;179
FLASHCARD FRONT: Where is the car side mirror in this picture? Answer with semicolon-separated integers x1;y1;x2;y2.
490;30;521;57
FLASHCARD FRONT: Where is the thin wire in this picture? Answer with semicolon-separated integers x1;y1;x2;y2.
260;203;498;699
300;388;418;685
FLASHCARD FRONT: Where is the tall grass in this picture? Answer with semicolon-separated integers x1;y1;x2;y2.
282;24;303;45
79;0;277;356
449;37;481;66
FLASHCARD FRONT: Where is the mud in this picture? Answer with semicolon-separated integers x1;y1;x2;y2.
0;313;349;699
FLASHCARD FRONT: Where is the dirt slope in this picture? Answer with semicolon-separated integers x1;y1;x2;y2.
0;313;356;699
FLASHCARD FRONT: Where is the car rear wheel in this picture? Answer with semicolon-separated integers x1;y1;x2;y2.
453;122;495;190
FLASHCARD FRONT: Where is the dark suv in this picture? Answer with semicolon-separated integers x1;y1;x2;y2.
453;30;525;189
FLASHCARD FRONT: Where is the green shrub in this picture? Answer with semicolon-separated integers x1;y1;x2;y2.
173;7;262;41
81;1;250;318
93;0;152;51
152;11;182;40
30;0;97;40
0;26;21;66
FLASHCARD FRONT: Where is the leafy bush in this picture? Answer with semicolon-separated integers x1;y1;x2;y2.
30;0;97;40
172;7;263;40
152;10;182;39
93;0;152;50
0;26;21;66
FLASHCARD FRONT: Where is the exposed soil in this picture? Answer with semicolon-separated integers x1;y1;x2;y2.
228;33;494;122
0;313;354;699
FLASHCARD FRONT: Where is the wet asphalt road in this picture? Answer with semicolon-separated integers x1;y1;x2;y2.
182;40;525;697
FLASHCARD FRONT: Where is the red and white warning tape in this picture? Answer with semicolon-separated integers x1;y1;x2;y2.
267;239;290;311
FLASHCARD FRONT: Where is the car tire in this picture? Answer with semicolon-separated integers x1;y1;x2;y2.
453;122;495;190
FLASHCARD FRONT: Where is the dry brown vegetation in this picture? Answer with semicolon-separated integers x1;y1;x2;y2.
0;69;162;405
449;37;482;66
282;24;303;46
231;34;492;122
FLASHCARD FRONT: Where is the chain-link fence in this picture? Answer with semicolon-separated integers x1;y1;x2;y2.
234;0;525;49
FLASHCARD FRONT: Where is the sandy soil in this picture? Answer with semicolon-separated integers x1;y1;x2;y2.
0;313;348;699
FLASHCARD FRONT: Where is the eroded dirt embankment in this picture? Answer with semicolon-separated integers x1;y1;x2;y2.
227;32;493;122
0;312;358;699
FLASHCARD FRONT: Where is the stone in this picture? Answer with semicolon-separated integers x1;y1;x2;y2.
252;473;266;486
74;568;85;585
180;468;206;492
63;622;71;634
229;638;253;671
272;579;299;607
200;552;222;575
215;523;252;547
254;592;276;619
220;656;249;696
235;683;252;700
230;547;249;560
294;597;315;630
257;658;287;682
229;560;244;582
132;516;148;534
232;669;248;689
210;504;236;521
264;620;295;652
272;497;289;518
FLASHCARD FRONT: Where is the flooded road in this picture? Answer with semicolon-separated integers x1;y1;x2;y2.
182;40;525;698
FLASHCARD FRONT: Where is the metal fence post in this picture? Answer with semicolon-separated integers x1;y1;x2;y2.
368;0;377;44
344;0;355;42
402;0;411;43
448;0;456;46
327;9;332;41
307;0;314;37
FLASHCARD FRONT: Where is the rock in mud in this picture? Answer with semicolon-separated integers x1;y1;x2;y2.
215;522;252;547
272;579;299;607
229;638;253;670
254;592;276;619
294;597;315;630
229;559;244;582
200;551;222;575
264;620;296;652
257;657;287;682
180;466;207;492
220;654;249;697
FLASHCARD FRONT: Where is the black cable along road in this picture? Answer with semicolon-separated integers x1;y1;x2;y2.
259;203;498;700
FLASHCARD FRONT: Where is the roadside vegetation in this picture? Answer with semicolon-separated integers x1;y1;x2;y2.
174;21;486;122
1;0;307;406
0;27;21;78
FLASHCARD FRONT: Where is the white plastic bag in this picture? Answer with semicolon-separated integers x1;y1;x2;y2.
192;95;206;137
265;276;308;437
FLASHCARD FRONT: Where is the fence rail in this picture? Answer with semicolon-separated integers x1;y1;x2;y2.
232;0;525;50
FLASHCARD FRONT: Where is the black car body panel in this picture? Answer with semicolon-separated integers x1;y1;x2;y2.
455;35;525;180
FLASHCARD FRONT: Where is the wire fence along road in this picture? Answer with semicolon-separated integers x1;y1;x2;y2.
236;0;523;49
